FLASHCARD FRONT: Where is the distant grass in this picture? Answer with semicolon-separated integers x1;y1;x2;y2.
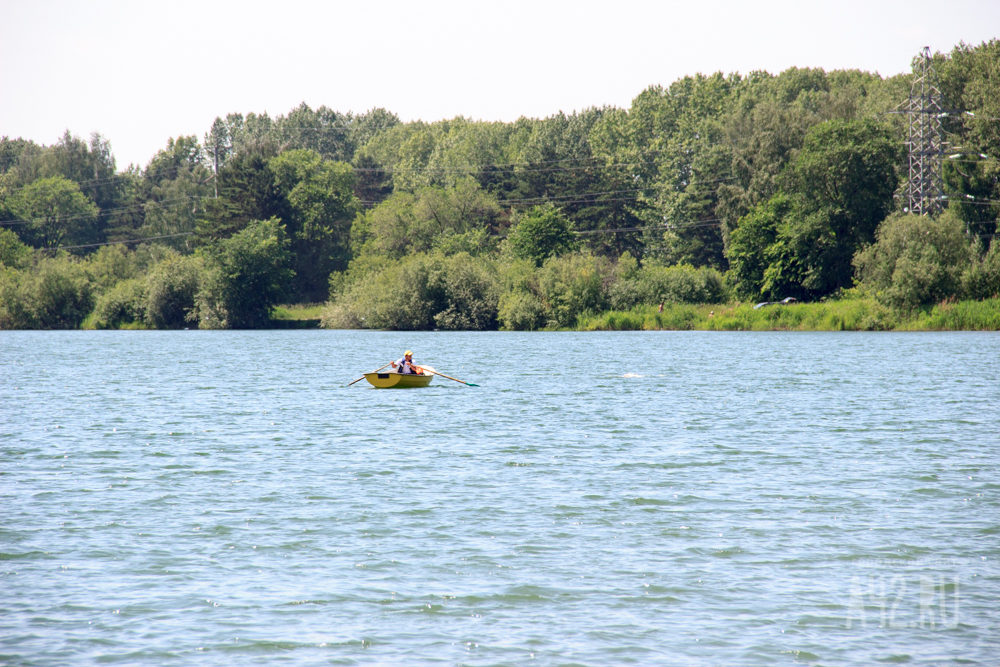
576;298;1000;332
270;304;325;321
79;312;150;330
906;298;1000;331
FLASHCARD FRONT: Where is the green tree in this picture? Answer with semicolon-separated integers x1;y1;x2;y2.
2;132;121;246
776;118;901;295
726;119;902;299
727;194;818;302
277;103;354;162
195;151;291;242
270;150;358;301
85;244;144;291
782;118;900;242
7;176;99;249
104;136;214;251
937;40;1000;239
195;218;293;328
506;205;577;266
352;153;394;207
353;178;500;260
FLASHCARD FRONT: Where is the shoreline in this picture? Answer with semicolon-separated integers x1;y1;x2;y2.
574;298;1000;332
12;298;1000;332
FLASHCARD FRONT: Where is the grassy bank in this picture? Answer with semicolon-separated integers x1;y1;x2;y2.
575;298;1000;332
271;304;325;320
269;304;323;328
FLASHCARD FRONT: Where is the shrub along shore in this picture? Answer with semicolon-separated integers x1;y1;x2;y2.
279;295;1000;331
576;298;1000;332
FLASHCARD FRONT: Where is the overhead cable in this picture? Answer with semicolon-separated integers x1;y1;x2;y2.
0;195;210;226
50;233;194;251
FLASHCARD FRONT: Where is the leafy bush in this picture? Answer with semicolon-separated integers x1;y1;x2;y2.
534;253;611;328
497;291;545;331
86;245;145;292
962;242;1000;300
145;255;202;328
496;258;544;331
194;218;294;329
854;211;973;310
492;253;609;330
432;228;497;257
430;253;500;330
609;263;728;309
0;268;33;328
0;255;93;329
91;278;146;329
0;228;31;268
322;252;500;330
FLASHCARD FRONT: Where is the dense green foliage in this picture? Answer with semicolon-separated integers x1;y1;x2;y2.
322;252;725;331
727;119;902;300
2;40;999;329
505;205;577;265
854;212;974;309
323;252;501;331
194;219;294;329
0;255;94;329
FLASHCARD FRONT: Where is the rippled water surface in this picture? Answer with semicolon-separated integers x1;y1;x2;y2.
2;331;999;666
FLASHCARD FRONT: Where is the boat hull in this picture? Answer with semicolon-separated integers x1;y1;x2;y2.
363;372;434;388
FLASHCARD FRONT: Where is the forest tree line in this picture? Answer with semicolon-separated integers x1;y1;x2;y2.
1;40;999;330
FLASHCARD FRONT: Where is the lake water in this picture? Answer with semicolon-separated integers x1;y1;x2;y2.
2;331;998;666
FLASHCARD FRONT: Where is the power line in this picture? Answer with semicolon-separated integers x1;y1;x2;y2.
941;194;1000;206
352;158;679;175
0;195;210;226
50;233;194;251
574;219;721;235
495;177;739;205
948;200;1000;207
0;163;208;195
349;141;739;174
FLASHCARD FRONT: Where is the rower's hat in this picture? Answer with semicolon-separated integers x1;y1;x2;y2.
405;350;413;356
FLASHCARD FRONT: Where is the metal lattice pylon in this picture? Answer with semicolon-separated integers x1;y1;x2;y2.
903;47;946;215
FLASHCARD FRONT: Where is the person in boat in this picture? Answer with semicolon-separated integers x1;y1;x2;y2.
391;350;423;375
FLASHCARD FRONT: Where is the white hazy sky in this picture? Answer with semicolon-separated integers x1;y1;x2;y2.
1;0;997;169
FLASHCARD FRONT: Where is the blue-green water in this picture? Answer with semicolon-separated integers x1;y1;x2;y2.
2;331;998;666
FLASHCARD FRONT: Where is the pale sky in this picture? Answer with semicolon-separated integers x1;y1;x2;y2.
1;0;997;169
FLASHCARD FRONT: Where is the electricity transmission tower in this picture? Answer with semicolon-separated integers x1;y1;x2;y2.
900;47;947;215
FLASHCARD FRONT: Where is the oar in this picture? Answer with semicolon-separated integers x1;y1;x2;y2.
423;368;479;387
347;362;392;387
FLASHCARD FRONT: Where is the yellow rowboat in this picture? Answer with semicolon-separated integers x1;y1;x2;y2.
363;370;434;388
